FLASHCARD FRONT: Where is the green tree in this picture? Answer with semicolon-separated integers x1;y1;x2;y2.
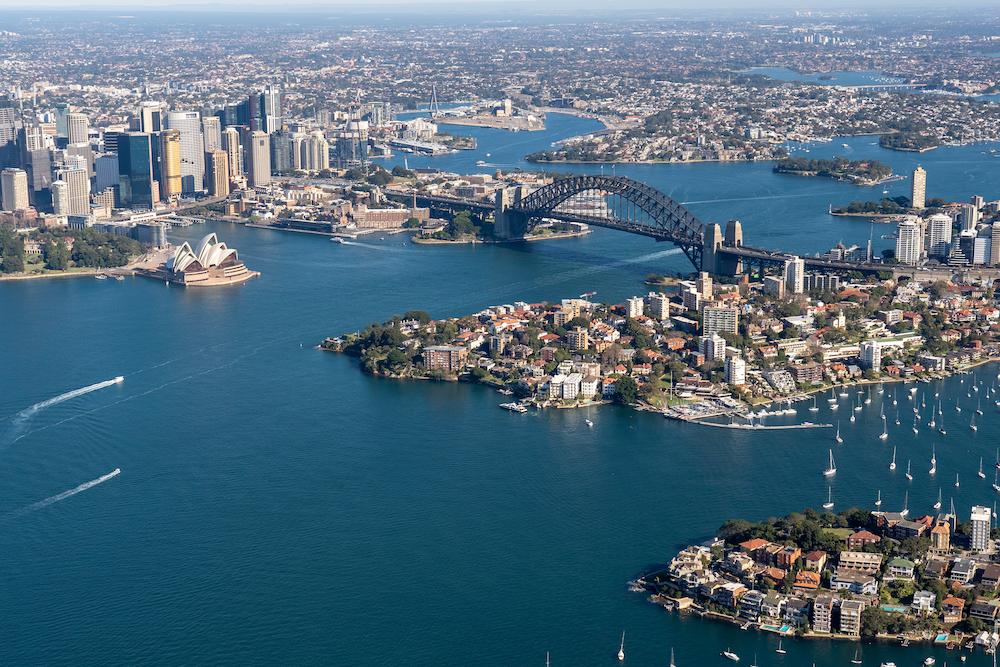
613;376;639;405
44;239;70;270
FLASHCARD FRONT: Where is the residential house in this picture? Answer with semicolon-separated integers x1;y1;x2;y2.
942;596;966;624
885;557;916;580
911;590;936;615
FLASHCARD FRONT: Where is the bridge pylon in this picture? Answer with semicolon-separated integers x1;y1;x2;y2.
494;187;529;240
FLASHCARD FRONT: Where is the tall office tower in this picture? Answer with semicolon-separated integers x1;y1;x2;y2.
974;226;993;265
51;180;68;214
247;130;271;187
0;103;22;168
260;85;282;133
291;132;307;170
1;167;29;211
117;132;156;209
102;129;122;154
895;218;924;265
270;129;294;174
961;203;980;232
971;506;992;552
247;92;262;131
54;103;69;137
135;102;163;133
205;149;230;197
926;213;952;259
202;116;222;153
972;195;985;211
164;111;205;193
991;222;1000;266
21;124;46;152
63;142;94;178
94;153;119;192
159;129;183;199
62;166;90;215
911;166;926;210
221;127;242;178
65;112;89;145
783;256;805;294
26;148;52;194
307;131;330;171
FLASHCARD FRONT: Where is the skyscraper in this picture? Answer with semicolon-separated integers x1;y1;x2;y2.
221;127;242;178
164;111;205;193
202;116;222;153
1;167;29;211
65;112;89;145
971;506;992;552
260;85;282;133
117;132;156;209
783;256;804;294
911;166;926;210
135;102;163;133
159;129;183;199
926;213;952;259
206;149;230;197
247;130;271;187
895;218;924;265
61;166;90;215
51;180;69;215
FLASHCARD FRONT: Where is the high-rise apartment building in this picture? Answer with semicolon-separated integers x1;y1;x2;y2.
51;180;68;215
61;166;90;215
202;116;222;153
783;256;804;294
971;506;992;552
895;218;924;265
1;167;29;211
911;166;926;210
221;127;242;178
926;213;952;259
702;305;738;337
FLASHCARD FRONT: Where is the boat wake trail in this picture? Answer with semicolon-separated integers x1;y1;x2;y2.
7;468;120;518
681;191;839;206
12;377;124;422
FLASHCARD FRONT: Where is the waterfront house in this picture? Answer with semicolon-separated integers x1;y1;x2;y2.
839;599;864;637
911;590;936;615
885;557;916;580
783;598;810;626
738;589;765;621
924;558;950;580
761;591;786;621
717;581;748;609
968;599;1000;625
943;596;966;624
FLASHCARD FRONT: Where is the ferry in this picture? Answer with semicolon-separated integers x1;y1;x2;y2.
499;402;527;413
113;376;125;384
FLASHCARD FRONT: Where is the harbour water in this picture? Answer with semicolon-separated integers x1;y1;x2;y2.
3;114;1000;664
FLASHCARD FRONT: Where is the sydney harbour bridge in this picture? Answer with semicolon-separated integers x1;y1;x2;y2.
386;175;889;277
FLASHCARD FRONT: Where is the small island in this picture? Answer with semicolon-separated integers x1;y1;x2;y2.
879;132;941;153
635;505;1000;654
772;157;894;186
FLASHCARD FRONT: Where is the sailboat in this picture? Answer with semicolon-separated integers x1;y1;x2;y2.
971;413;978;432
864;389;872;405
721;648;739;662
617;631;625;661
929;446;936;475
546;652;550;667
839;388;848;398
993;468;1000;494
809;396;818;412
895;409;900;426
878;384;884;395
905;460;913;481
956;399;962;413
775;639;786;655
851;646;862;665
669;648;676;667
750;653;758;667
889;446;897;470
849;411;856;423
934;488;942;510
875;489;882;507
823;486;834;510
823;450;837;477
901;490;909;517
879;415;889;441
912;415;919;434
938;410;947;436
854;396;862;412
835;421;843;444
978;397;984;416
955;473;960;488
980;457;987;479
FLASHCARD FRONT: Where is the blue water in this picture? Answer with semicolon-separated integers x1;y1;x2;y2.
2;114;1000;665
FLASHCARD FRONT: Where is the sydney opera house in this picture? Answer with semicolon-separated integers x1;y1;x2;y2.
159;233;258;286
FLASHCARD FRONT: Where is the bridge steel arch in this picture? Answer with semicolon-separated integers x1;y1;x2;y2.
510;175;706;268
